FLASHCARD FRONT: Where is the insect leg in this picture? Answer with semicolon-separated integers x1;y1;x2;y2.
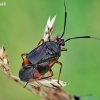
40;69;53;79
24;78;35;88
21;53;28;60
56;61;62;84
37;39;44;46
23;82;28;88
61;48;67;51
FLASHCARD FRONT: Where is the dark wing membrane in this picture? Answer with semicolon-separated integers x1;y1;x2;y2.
19;66;34;82
37;42;60;64
37;61;50;75
46;41;61;55
19;66;39;82
26;43;47;64
26;41;60;64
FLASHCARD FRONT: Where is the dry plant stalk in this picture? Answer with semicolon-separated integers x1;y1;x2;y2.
0;46;73;100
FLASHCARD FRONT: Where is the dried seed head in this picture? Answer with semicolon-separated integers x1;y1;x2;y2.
0;46;9;65
29;71;68;89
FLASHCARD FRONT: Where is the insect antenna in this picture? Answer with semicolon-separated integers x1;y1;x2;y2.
65;36;100;42
60;0;67;38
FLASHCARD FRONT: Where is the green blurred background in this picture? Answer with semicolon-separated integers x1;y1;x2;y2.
0;0;100;100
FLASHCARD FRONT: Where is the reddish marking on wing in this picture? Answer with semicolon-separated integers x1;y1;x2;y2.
36;46;42;52
33;72;41;78
23;59;29;66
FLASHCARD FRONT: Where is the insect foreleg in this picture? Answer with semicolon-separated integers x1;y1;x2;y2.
40;69;54;79
61;48;67;51
37;39;44;46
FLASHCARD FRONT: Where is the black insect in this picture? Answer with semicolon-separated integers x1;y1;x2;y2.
19;0;100;87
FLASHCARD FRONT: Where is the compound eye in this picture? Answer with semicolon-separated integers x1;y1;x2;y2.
23;59;29;66
33;72;41;79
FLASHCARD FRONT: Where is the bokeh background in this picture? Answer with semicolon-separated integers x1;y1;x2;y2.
0;0;100;100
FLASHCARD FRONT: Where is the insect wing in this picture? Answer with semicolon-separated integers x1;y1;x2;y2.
37;42;60;64
19;66;38;82
26;43;47;64
46;41;60;55
26;42;60;64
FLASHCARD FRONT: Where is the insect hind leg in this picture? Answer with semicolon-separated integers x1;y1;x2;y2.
56;61;62;85
40;69;53;79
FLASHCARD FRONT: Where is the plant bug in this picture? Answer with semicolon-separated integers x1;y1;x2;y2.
19;0;100;88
